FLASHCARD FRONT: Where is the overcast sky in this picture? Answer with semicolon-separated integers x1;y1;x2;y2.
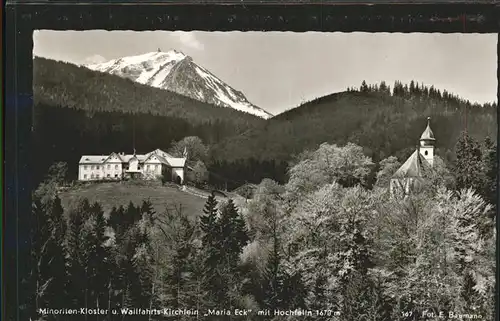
34;31;497;115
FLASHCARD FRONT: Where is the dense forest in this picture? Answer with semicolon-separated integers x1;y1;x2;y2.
25;135;496;321
213;80;496;165
33;104;259;186
27;55;497;321
33;57;263;125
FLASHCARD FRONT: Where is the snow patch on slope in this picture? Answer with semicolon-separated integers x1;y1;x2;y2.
194;66;272;119
86;50;273;119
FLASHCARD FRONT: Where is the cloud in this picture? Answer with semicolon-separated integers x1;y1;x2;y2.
175;32;204;51
84;54;107;65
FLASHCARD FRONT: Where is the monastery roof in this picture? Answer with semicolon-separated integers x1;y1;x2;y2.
79;148;186;167
392;149;431;178
79;155;109;164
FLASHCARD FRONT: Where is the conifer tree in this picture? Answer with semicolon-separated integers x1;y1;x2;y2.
80;216;96;315
200;192;219;251
27;198;48;318
129;225;154;313
218;200;250;312
33;196;68;314
219;200;249;267
260;214;290;310
108;206;120;231
140;199;156;224
481;136;497;209
110;205;126;239
360;80;369;93
379;81;390;95
66;199;91;310
455;131;483;193
111;223;153;321
200;192;224;308
159;205;197;310
200;197;249;312
199;193;225;309
86;202;111;316
124;201;141;229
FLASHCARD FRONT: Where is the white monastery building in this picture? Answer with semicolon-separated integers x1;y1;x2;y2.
390;117;435;196
78;148;187;184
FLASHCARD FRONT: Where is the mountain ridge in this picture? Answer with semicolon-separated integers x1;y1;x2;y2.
33;56;264;127
211;88;497;166
86;50;273;119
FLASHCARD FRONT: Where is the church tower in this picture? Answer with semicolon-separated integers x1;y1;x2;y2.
419;117;435;166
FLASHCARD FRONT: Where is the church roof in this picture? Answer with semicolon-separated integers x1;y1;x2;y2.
165;158;186;168
144;149;186;167
392;149;431;178
145;148;174;159
420;117;435;141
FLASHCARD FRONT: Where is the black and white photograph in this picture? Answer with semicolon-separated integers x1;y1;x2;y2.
28;31;497;321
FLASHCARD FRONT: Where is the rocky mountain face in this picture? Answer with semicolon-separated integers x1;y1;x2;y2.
86;50;273;119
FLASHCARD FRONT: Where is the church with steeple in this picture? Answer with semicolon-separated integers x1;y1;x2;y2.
390;117;435;196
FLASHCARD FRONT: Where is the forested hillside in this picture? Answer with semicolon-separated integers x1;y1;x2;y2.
34;57;264;124
33;58;264;185
208;81;496;188
213;81;496;165
33;58;496;191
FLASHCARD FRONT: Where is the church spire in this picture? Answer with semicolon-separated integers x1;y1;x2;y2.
419;116;435;167
420;116;435;143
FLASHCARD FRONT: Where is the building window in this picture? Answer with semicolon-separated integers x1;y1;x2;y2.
115;174;118;178
154;164;158;169
107;174;110;178
115;165;118;169
96;166;100;170
107;165;110;169
96;174;100;179
91;174;94;179
84;165;88;170
84;174;87;179
425;151;428;156
147;165;150;170
91;165;95;170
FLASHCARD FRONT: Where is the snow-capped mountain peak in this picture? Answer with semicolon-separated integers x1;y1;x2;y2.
86;50;272;119
87;50;187;84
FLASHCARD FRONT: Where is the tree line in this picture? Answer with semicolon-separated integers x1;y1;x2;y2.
352;80;496;109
